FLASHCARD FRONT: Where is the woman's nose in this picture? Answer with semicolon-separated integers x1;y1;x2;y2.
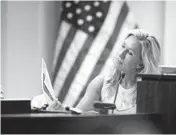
119;48;127;59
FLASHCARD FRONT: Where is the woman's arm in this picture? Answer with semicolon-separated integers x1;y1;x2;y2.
76;75;104;112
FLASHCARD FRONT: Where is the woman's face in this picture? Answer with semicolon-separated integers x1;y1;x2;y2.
114;35;142;73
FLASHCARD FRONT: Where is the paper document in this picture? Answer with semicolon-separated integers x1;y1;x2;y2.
42;58;57;105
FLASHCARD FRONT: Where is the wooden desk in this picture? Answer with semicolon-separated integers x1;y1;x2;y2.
2;77;176;134
1;113;165;134
137;80;176;133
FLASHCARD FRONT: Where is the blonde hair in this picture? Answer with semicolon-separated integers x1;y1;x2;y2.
126;29;161;74
101;29;161;100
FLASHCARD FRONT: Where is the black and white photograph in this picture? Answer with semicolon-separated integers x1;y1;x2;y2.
1;0;176;134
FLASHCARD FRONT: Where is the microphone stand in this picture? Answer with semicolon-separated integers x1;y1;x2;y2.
112;72;125;114
93;72;125;114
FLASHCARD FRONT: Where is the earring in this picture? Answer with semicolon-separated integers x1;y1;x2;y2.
136;66;140;72
136;64;144;72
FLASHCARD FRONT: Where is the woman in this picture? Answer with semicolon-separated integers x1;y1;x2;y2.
75;29;161;114
31;29;161;114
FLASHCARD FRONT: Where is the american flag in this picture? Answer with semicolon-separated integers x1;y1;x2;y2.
52;1;138;107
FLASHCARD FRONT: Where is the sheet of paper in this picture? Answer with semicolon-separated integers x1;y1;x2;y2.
42;58;57;105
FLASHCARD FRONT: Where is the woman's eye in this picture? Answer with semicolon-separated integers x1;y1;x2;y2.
128;50;133;56
122;44;125;48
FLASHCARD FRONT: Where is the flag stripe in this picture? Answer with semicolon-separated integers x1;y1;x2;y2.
52;26;77;84
73;2;129;107
58;1;111;104
54;28;88;96
62;1;124;107
58;36;95;102
52;21;71;73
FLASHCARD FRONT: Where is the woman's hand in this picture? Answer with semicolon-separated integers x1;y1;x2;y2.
31;94;64;111
31;94;48;110
105;57;121;79
112;56;123;72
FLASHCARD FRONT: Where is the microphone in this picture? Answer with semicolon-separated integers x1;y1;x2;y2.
120;72;126;80
93;72;125;114
113;72;125;103
112;72;125;113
